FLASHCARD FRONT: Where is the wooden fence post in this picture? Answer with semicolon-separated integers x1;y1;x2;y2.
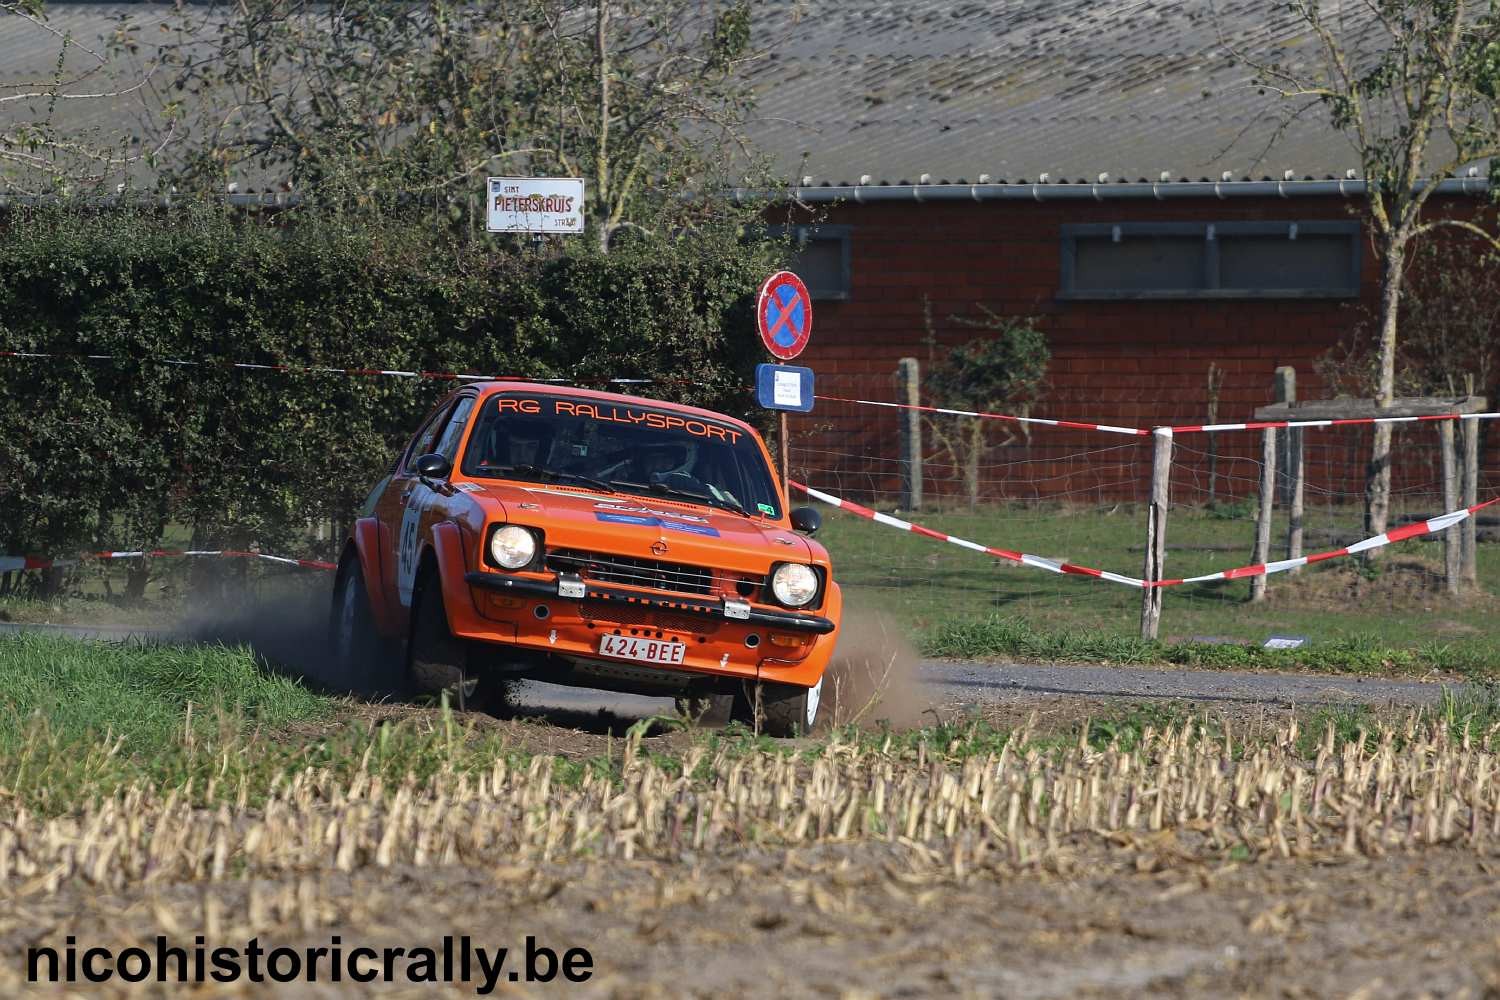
897;357;923;511
1250;427;1276;602
1462;416;1479;586
1273;367;1305;570
1274;367;1294;503
1440;421;1461;595
1139;427;1173;640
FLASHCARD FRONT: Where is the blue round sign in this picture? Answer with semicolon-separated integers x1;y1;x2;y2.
757;271;813;360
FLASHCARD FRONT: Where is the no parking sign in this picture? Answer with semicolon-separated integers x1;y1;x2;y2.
756;271;812;361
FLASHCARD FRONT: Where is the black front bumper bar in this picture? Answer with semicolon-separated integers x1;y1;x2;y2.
463;571;836;635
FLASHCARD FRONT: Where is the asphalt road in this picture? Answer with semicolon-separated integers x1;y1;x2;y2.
2;621;1449;713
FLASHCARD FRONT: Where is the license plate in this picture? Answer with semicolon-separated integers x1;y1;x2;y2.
598;633;687;666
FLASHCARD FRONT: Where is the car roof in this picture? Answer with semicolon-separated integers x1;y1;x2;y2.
468;380;757;434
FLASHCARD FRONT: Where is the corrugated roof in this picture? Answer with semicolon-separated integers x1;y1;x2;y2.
0;1;1465;190
739;0;1393;184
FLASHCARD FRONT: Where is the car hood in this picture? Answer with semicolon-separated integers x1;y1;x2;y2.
461;480;815;568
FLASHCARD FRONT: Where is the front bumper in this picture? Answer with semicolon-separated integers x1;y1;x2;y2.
462;571;837;634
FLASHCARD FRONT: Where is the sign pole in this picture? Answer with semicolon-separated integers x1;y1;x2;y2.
779;411;790;480
754;269;815;496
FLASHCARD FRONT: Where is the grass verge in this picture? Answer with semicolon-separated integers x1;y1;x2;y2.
0;633;331;810
9;632;1500;820
922;613;1499;677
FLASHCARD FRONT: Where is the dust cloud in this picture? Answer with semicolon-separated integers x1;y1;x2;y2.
175;576;378;695
819;607;933;729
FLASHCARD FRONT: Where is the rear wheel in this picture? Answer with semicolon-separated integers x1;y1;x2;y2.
408;565;509;713
329;555;402;697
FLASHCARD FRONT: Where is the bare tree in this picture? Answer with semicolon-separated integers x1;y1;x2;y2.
156;0;768;243
922;301;1050;509
0;0;173;193
1316;235;1500;398
1226;0;1500;542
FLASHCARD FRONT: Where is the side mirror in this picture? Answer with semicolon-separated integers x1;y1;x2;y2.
413;452;452;484
789;506;821;536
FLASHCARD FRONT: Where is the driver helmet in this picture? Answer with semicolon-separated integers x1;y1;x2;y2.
639;440;695;479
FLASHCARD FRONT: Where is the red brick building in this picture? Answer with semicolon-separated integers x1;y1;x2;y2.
724;2;1500;505
765;180;1497;505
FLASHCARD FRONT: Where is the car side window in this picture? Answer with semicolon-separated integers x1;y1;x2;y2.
431;397;476;464
401;402;456;474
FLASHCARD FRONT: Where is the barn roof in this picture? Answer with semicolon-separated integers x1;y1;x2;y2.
739;0;1439;186
0;1;1483;193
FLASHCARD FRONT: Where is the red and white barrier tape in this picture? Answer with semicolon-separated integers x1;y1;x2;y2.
788;480;1500;589
11;350;1500;437
0;350;679;387
812;394;1149;437
812;393;1500;438
0;549;335;574
1169;412;1500;433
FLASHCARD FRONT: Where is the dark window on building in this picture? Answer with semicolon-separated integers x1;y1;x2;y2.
769;224;852;300
1059;221;1361;300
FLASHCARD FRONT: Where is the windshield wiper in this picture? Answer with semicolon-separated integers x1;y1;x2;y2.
609;479;750;518
542;470;615;493
488;465;614;493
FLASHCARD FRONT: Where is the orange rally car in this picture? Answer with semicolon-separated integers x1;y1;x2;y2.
329;381;842;736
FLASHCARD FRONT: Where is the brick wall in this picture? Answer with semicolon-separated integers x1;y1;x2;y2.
783;194;1499;506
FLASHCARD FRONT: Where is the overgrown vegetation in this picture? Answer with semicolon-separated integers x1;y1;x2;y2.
0;208;782;589
1317;236;1500;403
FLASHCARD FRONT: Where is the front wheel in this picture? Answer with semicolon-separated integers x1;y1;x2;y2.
408;566;508;713
675;692;735;726
746;676;824;738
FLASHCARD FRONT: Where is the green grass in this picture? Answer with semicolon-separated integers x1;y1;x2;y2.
0;633;333;810
921;614;1498;677
0;632;328;751
6;634;1500;818
819;500;1500;669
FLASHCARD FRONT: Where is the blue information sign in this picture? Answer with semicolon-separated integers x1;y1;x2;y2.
755;364;815;413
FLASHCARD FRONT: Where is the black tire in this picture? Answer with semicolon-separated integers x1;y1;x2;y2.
329;555;403;698
675;693;735;726
740;677;824;738
408;564;509;713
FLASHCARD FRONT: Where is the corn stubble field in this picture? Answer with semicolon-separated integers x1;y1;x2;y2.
8;695;1500;997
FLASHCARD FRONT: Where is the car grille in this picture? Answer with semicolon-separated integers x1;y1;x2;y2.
580;600;720;635
547;549;715;597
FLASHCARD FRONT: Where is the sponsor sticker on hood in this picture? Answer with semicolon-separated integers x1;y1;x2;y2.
593;511;721;537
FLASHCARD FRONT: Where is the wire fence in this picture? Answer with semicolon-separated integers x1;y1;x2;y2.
788;368;1500;646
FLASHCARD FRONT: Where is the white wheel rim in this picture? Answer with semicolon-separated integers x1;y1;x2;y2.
806;676;822;727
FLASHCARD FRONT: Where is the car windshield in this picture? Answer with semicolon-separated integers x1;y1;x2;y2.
459;394;782;519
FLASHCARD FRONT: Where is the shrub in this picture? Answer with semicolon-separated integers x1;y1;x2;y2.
0;207;781;585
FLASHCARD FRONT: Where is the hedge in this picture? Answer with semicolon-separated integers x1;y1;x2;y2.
0;208;782;588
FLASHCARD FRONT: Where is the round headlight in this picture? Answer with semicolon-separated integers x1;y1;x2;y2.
489;525;537;570
771;563;820;607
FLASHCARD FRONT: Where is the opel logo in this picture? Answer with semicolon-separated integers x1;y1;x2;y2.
651;540;669;556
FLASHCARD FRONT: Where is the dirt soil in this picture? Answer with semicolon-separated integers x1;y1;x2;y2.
11;589;1500;996
9;843;1500;998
